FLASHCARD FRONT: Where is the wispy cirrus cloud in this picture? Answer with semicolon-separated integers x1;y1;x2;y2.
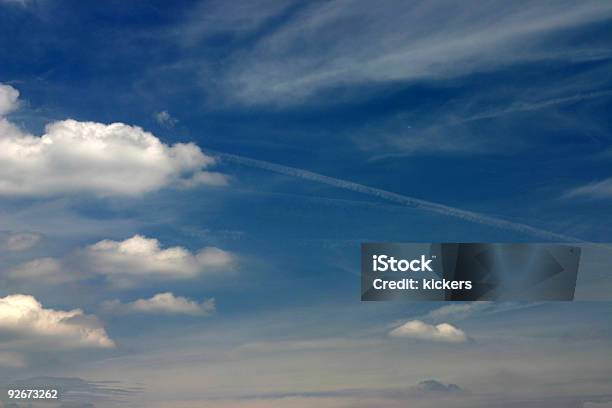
217;0;612;105
564;178;612;200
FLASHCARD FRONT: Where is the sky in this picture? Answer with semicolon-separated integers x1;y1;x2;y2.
0;0;612;407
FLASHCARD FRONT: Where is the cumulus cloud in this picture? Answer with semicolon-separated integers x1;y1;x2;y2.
564;178;612;200
389;320;468;343
0;231;42;251
0;83;227;196
86;235;234;287
0;294;114;350
5;257;72;284
104;292;215;316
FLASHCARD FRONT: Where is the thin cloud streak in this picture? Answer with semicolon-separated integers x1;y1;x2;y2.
208;149;581;242
459;89;612;123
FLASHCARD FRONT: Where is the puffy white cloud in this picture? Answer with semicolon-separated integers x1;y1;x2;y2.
0;83;19;115
0;294;114;349
5;257;72;284
86;235;234;287
0;83;227;196
389;320;468;343
0;231;42;251
104;292;215;316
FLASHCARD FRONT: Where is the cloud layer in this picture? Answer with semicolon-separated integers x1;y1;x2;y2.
0;83;227;196
221;0;612;105
104;292;215;316
389;320;468;343
0;294;114;350
86;235;233;286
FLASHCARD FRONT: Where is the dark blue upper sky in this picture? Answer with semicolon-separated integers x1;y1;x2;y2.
1;0;612;310
2;0;611;243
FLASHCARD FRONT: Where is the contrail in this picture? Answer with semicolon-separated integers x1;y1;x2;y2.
206;149;582;242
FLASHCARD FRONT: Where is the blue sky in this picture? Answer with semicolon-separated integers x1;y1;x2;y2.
1;1;612;407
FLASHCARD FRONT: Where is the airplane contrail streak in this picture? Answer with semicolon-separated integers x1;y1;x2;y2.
206;149;582;242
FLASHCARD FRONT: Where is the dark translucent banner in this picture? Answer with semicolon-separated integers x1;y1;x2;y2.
361;243;612;301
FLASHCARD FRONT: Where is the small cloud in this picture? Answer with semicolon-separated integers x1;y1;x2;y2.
5;233;41;251
85;235;234;287
0;231;43;251
154;110;178;127
177;170;229;188
103;292;215;316
412;379;465;395
564;178;612;200
389;320;468;343
5;257;71;284
0;294;115;350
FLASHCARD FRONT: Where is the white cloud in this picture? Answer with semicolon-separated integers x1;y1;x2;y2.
389;320;468;343
177;0;291;45
0;231;42;251
564;178;612;200
5;257;73;284
86;235;234;287
0;83;227;196
0;294;114;350
154;110;178;127
0;83;19;115
220;0;612;105
104;292;215;316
